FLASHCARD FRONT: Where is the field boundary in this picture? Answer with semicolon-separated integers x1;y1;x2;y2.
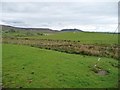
3;37;119;60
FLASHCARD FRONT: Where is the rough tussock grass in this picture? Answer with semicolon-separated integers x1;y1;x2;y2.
3;38;119;59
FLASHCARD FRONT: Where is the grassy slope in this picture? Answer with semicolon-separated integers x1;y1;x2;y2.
26;32;118;45
2;44;118;88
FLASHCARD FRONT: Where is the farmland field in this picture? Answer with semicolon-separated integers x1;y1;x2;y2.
2;25;119;88
1;1;120;88
27;32;119;45
3;31;118;45
2;44;118;88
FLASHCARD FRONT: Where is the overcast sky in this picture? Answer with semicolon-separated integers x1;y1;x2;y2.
0;0;119;32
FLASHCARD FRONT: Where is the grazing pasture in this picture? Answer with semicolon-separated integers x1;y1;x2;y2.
30;32;118;45
3;29;118;45
2;25;119;88
2;44;118;88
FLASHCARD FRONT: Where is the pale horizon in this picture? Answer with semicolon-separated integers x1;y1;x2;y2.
0;0;119;32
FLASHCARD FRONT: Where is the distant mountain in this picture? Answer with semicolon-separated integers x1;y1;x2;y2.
1;25;84;33
61;28;83;32
1;25;58;33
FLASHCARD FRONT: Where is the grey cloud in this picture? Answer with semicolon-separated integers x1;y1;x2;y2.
1;1;118;32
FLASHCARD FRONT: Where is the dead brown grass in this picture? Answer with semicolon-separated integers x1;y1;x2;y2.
3;37;119;59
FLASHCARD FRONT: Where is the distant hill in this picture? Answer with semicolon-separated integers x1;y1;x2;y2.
1;25;58;33
1;25;84;33
61;28;83;32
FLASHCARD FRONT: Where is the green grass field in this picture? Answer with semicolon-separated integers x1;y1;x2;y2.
4;31;118;45
2;26;119;88
38;32;118;45
2;44;118;88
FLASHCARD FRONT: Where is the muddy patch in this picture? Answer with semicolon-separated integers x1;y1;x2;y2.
91;66;109;76
97;70;109;76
